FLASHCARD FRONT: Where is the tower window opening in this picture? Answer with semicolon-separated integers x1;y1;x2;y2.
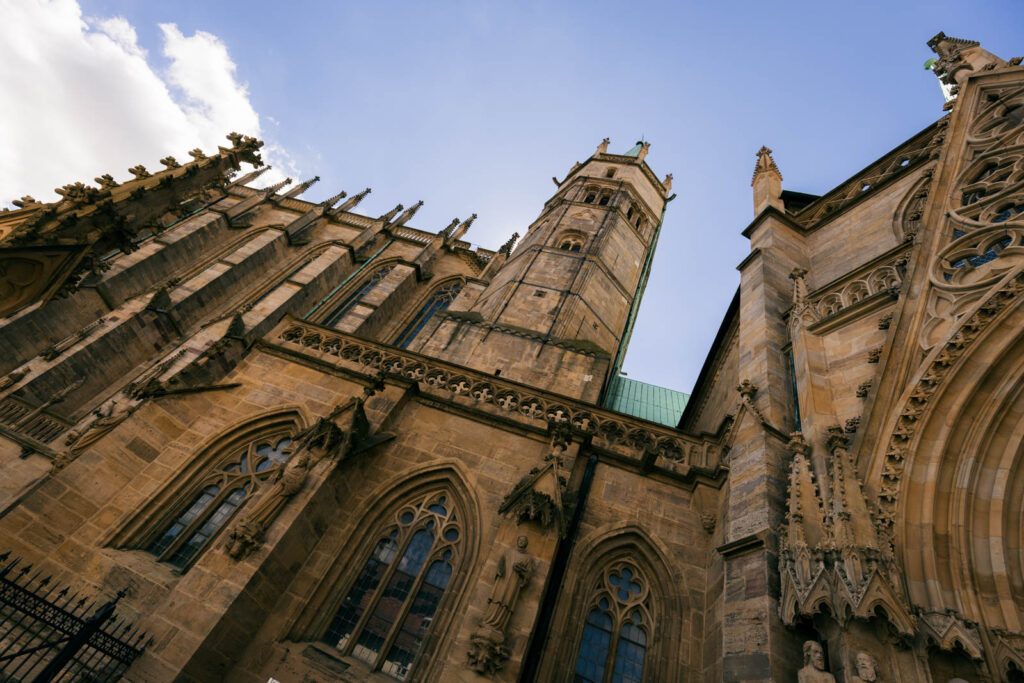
605;169;616;178
558;236;583;252
598;192;611;206
584;189;598;204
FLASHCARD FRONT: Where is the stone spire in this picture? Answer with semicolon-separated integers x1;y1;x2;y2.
390;200;424;229
596;137;610;155
751;146;783;215
445;213;476;246
377;203;403;225
283;176;321;198
319;188;348;209
332;188;372;214
230;165;271;187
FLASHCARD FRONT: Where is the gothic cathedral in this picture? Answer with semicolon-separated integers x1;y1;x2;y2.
0;32;1021;683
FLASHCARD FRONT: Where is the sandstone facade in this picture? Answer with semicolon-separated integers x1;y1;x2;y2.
0;31;1021;683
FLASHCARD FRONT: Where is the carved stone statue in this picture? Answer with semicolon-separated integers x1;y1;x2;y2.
224;449;311;560
797;641;835;683
467;536;536;676
482;535;535;634
849;650;878;682
63;399;136;456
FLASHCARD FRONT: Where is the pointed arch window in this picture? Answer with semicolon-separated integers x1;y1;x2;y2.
573;562;651;683
324;265;396;328
322;490;462;680
393;282;463;349
144;436;293;570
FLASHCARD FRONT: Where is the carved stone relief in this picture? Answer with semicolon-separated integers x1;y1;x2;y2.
466;535;536;676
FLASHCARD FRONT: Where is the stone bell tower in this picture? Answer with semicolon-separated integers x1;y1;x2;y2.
419;139;673;402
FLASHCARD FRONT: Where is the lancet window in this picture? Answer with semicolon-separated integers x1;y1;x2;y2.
321;490;463;680
573;561;652;683
393;282;463;349
144;435;293;570
323;264;396;328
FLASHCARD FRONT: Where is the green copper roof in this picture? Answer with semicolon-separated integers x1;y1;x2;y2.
602;375;690;428
623;141;645;157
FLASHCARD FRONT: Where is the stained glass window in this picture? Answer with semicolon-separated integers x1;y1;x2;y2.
324;265;396;328
145;436;293;570
323;491;461;680
573;562;651;683
393;283;463;349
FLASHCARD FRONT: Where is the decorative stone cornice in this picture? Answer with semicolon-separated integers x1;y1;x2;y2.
267;317;726;479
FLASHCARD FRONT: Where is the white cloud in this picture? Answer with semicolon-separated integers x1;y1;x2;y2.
0;0;295;207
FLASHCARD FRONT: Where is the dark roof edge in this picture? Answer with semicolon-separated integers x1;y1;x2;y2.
678;286;740;430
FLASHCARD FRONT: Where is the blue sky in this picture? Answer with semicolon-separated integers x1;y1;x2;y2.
11;1;1022;393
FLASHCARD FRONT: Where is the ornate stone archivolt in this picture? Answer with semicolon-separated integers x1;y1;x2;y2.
274;319;726;476
779;431;914;637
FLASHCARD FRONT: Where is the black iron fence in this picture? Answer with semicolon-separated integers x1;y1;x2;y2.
0;552;148;682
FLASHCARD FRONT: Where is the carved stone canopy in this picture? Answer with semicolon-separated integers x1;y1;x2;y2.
498;421;572;536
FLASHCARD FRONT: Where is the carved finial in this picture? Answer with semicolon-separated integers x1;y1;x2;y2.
378;203;403;224
751;146;783;214
128;165;151;179
788;431;810;456
230;165;271;187
264;177;293;196
737;379;758;400
548;418;573;453
596;137;610;155
283;176;321;199
391;200;424;228
160;156;181;169
334;187;371;213
499;231;519;256
662;173;673;193
188;148;207;160
226;131;245;147
440;218;460;238
319;188;348;209
751;146;782;185
447;213;477;244
94;174;118;189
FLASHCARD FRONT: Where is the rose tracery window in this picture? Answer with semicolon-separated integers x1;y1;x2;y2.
573;562;651;683
145;436;293;570
322;491;462;680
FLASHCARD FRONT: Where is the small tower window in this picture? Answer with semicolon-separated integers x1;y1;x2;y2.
605;169;616;178
583;187;598;204
557;233;584;253
598;192;611;206
634;215;643;229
